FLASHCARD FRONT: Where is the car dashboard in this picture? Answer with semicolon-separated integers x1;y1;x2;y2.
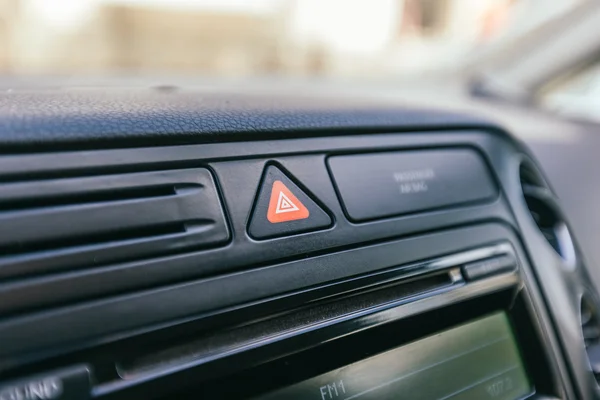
0;89;596;400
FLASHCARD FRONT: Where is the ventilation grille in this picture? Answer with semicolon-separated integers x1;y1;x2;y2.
582;294;600;381
519;162;548;192
520;161;575;265
0;168;229;280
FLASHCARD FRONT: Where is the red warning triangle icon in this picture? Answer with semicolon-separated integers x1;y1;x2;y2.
267;180;310;223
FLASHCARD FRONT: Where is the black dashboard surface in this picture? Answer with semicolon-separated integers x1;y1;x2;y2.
0;90;492;147
0;86;598;400
1;87;596;289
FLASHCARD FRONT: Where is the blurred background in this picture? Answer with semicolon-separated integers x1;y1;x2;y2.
0;0;582;79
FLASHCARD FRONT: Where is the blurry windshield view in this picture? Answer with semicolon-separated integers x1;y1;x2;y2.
542;62;600;123
0;0;583;80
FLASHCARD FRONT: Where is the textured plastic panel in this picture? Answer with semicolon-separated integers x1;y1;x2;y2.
0;90;493;147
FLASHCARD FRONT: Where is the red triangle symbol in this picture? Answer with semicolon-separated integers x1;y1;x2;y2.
267;180;310;223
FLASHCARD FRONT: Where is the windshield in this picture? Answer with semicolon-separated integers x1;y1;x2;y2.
0;0;583;81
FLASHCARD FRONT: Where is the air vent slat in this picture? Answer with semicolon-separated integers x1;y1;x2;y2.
0;187;206;244
0;169;205;204
0;168;229;282
520;161;576;266
581;294;600;381
0;222;218;281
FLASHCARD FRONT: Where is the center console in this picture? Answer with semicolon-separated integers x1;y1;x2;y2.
0;124;596;399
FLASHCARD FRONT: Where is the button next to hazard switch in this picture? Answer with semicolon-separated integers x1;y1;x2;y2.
248;165;332;239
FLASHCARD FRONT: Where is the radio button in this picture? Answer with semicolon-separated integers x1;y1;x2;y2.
462;255;517;281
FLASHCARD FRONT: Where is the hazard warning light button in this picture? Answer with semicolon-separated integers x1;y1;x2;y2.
248;165;332;239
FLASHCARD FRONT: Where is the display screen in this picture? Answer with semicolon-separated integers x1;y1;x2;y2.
254;312;531;400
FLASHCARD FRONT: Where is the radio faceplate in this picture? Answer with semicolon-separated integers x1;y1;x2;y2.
0;225;570;400
48;238;559;400
158;281;559;400
255;312;531;400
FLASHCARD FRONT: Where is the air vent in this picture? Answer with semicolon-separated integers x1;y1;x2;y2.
520;162;548;191
581;294;600;381
0;168;229;280
519;161;575;265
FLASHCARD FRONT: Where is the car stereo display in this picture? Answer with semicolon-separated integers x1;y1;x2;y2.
255;312;531;400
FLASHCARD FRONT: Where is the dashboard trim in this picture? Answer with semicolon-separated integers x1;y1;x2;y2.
0;223;519;367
